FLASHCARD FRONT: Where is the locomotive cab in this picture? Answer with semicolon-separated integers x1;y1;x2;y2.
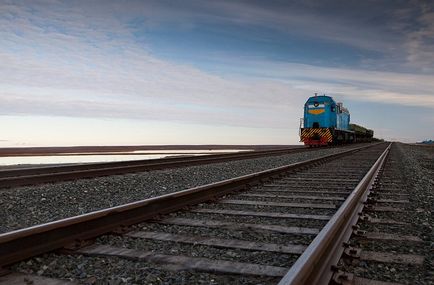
303;95;337;129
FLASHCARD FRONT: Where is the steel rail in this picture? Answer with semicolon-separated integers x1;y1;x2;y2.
277;142;392;285
0;143;382;268
0;146;318;189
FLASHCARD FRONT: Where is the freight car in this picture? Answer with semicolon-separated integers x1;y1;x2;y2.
299;94;373;146
349;123;374;142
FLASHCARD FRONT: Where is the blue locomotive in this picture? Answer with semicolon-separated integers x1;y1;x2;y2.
300;94;373;146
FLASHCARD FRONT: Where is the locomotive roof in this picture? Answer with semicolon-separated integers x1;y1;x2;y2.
305;95;335;103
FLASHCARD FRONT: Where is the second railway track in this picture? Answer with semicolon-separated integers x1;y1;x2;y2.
0;142;399;284
1;146;336;189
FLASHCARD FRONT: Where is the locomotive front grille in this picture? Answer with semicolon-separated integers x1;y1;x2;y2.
300;128;333;142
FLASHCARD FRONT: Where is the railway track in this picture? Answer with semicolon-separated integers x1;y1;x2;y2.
0;143;399;284
332;143;430;284
0;146;325;189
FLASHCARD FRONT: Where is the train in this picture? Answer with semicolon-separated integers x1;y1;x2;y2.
300;94;373;146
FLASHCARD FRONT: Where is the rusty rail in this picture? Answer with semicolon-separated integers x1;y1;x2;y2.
277;142;392;285
0;143;381;268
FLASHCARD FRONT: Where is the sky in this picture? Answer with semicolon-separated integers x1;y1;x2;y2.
1;0;434;146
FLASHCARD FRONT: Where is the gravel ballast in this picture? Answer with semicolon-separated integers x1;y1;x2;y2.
0;146;361;233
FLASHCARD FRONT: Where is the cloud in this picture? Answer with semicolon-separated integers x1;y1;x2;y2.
404;5;434;72
120;0;423;67
0;1;307;129
123;0;434;74
209;58;434;108
1;0;434;139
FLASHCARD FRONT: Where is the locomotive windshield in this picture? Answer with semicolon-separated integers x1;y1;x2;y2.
307;102;325;108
